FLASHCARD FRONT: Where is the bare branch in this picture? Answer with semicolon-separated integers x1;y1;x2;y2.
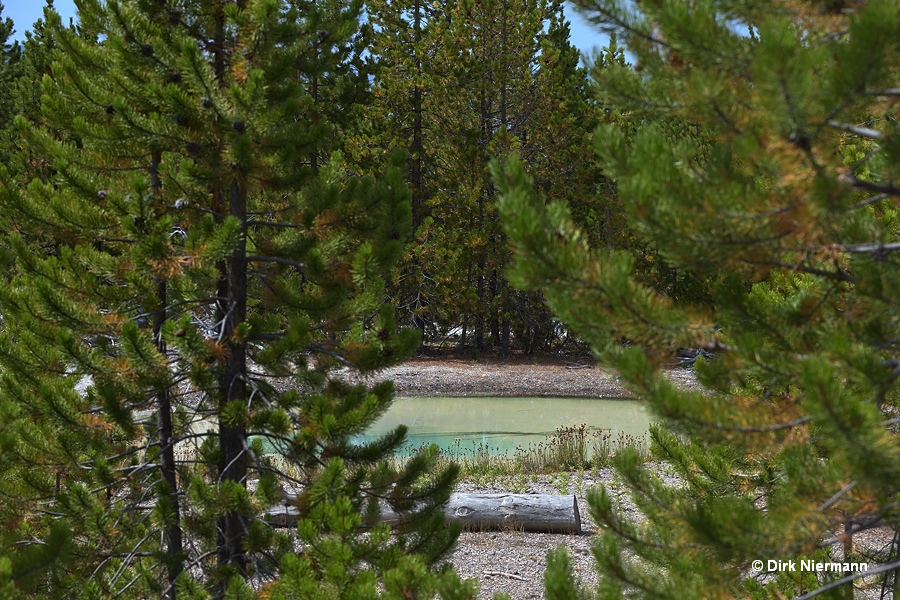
826;242;900;254
827;120;883;140
243;256;307;270
816;481;857;512
840;174;900;197
851;193;888;209
247;221;305;229
761;260;855;283
683;415;811;433
791;557;900;600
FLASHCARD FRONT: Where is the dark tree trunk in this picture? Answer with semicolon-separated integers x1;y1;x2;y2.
212;7;248;585
475;84;490;353
460;262;472;352
411;0;424;233
407;0;427;336
459;312;468;352
155;279;183;599
150;151;183;599
310;64;319;175
475;269;485;352
216;180;249;581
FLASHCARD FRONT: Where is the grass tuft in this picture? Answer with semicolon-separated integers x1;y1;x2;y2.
389;424;650;479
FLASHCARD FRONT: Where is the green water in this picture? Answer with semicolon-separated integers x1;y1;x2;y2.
357;396;652;455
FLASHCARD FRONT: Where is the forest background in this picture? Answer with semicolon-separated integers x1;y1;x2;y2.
4;0;645;358
3;3;664;355
8;0;612;57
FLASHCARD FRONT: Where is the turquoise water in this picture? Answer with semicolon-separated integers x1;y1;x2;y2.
356;396;652;455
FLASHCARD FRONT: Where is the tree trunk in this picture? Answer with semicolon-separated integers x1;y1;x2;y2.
411;0;424;233
475;270;485;352
310;67;319;175
215;180;249;583
154;280;183;600
211;6;248;586
150;152;183;600
459;312;468;352
408;0;427;339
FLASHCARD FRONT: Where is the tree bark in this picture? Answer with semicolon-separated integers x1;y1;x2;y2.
210;5;249;585
150;151;183;600
216;180;249;581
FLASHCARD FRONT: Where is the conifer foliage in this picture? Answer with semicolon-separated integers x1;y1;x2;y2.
0;1;465;598
2;12;61;185
497;0;900;597
0;1;22;165
365;0;602;354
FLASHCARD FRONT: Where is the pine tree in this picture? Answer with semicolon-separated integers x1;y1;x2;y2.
0;1;468;598
288;0;373;174
0;1;22;165
1;9;62;188
496;0;900;598
364;0;448;336
375;0;600;354
503;1;606;353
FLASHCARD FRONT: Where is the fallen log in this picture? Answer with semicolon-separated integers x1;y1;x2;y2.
429;493;581;534
264;492;581;534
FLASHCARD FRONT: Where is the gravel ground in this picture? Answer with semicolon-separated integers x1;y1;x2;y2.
345;357;894;600
447;467;679;599
351;357;691;599
349;355;702;399
446;472;895;600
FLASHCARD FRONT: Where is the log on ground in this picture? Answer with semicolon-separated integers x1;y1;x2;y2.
264;492;581;534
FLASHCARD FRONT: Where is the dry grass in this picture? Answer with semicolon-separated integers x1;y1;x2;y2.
391;425;650;480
